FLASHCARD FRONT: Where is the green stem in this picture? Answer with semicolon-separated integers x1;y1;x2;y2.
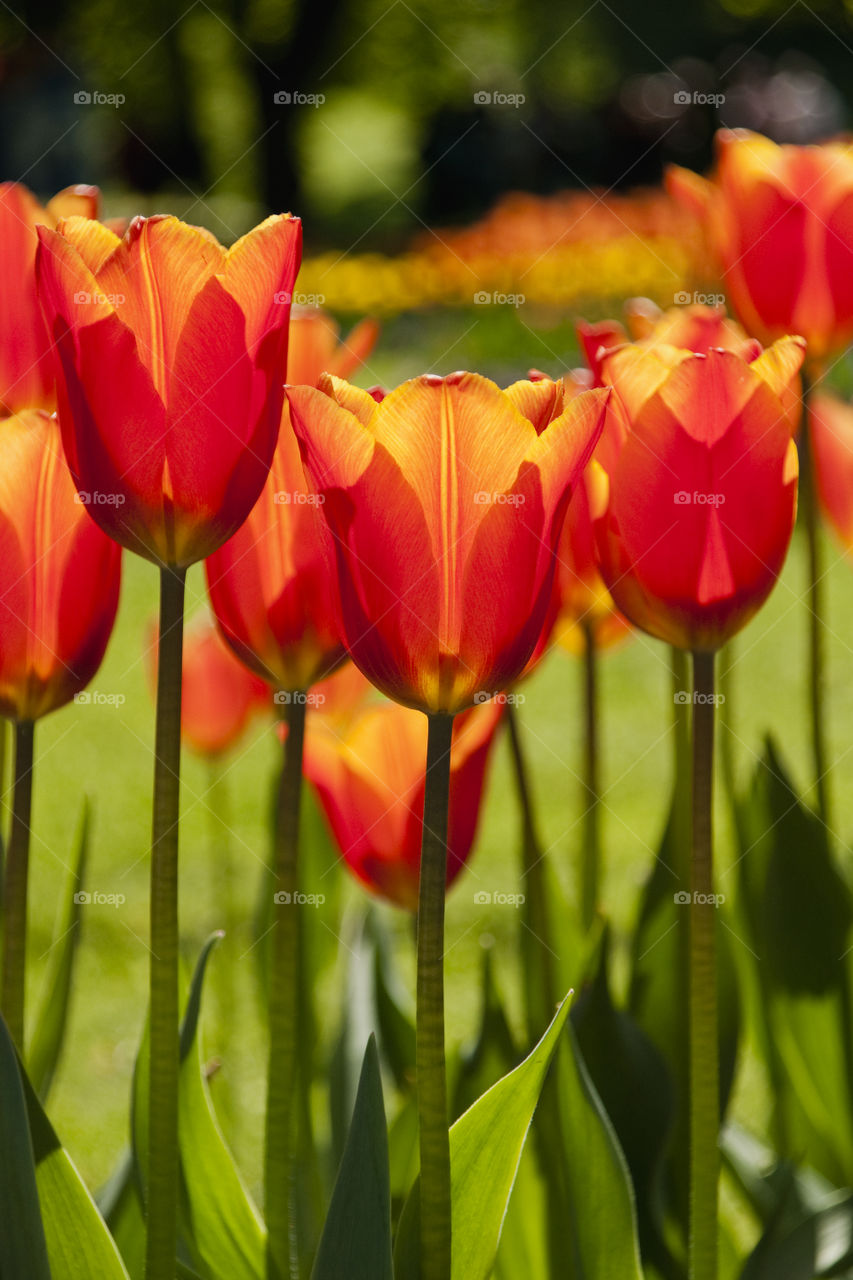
1;720;35;1050
417;712;454;1280
580;624;600;931
801;376;829;827
688;650;718;1280
145;566;186;1280
671;646;693;1237
265;695;306;1280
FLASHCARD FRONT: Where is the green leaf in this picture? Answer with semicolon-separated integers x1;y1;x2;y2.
21;1052;131;1279
98;1150;146;1279
740;1187;853;1279
0;1013;51;1280
28;798;90;1099
311;1035;393;1280
178;933;266;1280
394;990;574;1280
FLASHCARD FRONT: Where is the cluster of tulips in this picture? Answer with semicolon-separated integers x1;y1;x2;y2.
3;123;853;1280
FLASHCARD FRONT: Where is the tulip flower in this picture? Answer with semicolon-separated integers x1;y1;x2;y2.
0;410;121;1051
287;371;608;716
667;129;853;366
36;211;302;568
287;306;379;387
0;182;100;415
304;691;503;912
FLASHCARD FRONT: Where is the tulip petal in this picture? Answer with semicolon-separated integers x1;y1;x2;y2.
748;334;805;435
318;373;379;427
55;215;121;273
221;213;302;359
503;377;563;432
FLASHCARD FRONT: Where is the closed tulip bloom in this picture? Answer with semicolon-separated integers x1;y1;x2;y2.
0;182;99;414
303;690;504;910
286;371;608;714
35;212;302;568
0;411;121;721
170;617;270;757
593;335;805;652
206;399;347;692
668;129;853;364
810;391;853;551
624;298;754;356
287;306;379;387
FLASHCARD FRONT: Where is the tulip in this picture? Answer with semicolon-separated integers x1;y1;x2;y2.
287;306;379;387
0;182;99;414
36;211;302;568
304;689;503;912
811;391;853;551
668;129;853;365
0;410;121;1051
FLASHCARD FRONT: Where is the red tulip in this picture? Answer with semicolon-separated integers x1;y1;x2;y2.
286;371;608;714
35;212;302;567
668;129;853;365
810;391;853;551
303;680;504;910
0;411;121;720
287;307;378;387
0;182;99;414
593;335;805;651
623;298;755;356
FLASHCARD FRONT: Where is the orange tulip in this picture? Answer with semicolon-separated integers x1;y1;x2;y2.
287;306;379;387
624;298;755;356
0;411;121;721
593;335;805;651
303;684;503;910
35;212;302;568
668;129;853;365
810;391;853;551
0;182;99;414
286;371;608;714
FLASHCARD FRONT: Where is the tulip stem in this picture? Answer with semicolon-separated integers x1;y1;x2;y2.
146;565;186;1280
801;381;830;828
1;720;35;1051
688;650;718;1280
671;647;693;1235
417;712;454;1280
580;623;600;930
265;694;306;1280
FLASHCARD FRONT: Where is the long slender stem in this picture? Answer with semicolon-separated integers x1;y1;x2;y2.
800;375;829;827
146;566;186;1280
1;721;35;1050
580;624;600;930
688;650;718;1280
417;712;454;1280
265;695;307;1280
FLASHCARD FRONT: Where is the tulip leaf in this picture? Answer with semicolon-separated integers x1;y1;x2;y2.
311;1035;393;1280
394;990;573;1280
28;797;90;1100
0;1013;51;1280
739;1187;853;1279
98;1149;146;1279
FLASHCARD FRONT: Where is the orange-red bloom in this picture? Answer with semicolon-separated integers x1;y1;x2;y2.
286;372;607;714
668;129;853;365
287;306;378;387
810;391;853;551
593;336;805;652
164;616;270;757
0;182;99;414
0;411;121;720
303;678;503;909
35;213;302;568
